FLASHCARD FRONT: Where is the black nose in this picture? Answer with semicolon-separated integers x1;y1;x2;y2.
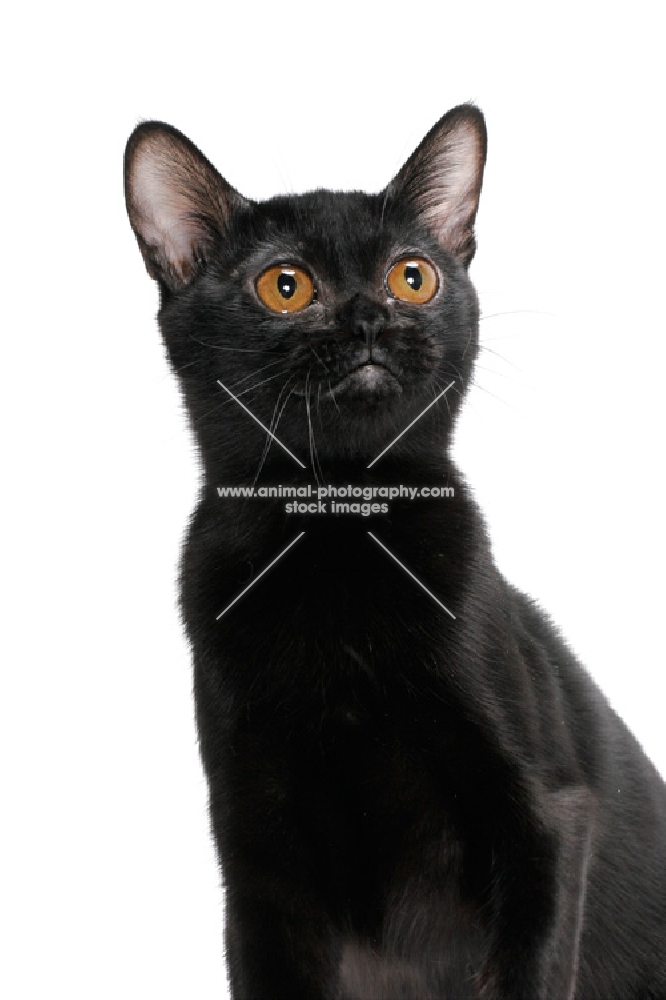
342;295;390;347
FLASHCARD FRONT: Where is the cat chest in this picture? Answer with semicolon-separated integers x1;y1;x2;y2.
226;716;489;995
231;711;487;912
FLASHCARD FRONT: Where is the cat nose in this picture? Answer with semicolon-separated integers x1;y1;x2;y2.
343;295;390;346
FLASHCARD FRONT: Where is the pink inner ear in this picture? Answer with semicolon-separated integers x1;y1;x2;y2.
420;122;485;256
388;109;486;265
130;148;204;284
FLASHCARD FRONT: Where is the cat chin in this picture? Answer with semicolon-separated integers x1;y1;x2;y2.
328;363;403;402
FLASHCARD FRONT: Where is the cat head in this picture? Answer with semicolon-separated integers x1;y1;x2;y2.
124;106;486;476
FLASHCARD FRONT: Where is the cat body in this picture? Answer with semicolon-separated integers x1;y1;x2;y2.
125;107;666;998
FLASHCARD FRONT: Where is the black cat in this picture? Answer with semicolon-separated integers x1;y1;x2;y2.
124;105;666;999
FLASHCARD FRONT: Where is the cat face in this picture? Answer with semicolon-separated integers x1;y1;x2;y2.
125;107;486;470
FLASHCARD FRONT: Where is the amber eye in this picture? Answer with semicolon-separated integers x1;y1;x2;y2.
386;258;439;304
255;264;315;313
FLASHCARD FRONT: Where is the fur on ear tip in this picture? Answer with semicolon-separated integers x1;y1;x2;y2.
448;102;486;127
124;121;174;192
428;103;487;172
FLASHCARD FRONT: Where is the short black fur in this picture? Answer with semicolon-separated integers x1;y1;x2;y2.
125;106;666;998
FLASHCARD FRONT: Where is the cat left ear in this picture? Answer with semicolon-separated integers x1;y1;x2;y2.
124;121;249;291
386;104;487;267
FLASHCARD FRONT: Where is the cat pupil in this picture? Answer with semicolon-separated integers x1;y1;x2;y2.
404;265;422;291
277;273;297;299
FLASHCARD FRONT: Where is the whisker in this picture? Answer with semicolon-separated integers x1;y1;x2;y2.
478;344;521;370
172;358;205;375
250;372;300;488
229;356;287;390
190;370;287;432
217;369;288;405
468;378;514;409
305;371;325;487
444;362;467;389
316;381;325;433
309;345;330;373
479;309;556;323
188;333;279;355
426;376;451;443
190;397;232;429
474;362;527;384
462;327;475;361
435;376;453;424
328;381;341;414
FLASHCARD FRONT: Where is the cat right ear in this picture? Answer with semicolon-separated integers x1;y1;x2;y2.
385;104;487;267
124;122;248;291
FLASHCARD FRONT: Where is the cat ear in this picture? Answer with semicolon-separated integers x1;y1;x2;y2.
386;104;487;267
124;122;248;290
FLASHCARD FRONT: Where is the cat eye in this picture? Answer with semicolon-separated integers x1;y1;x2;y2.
255;264;315;313
386;258;439;304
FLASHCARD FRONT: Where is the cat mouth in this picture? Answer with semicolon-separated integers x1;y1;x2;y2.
328;363;403;399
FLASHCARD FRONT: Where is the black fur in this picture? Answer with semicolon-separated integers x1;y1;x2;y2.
125;106;666;998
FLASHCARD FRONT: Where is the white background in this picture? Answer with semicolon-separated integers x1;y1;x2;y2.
2;2;664;997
